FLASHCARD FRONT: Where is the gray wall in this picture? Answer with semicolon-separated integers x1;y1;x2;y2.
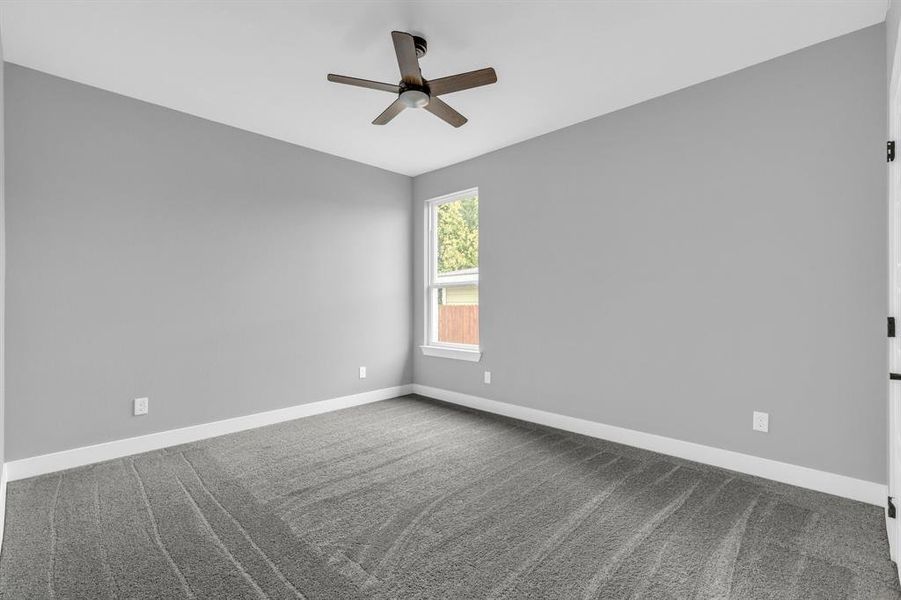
5;65;412;460
413;25;887;483
3;24;887;484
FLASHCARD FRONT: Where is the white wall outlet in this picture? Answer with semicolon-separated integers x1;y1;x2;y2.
134;397;149;416
484;371;491;384
359;366;367;379
752;411;769;433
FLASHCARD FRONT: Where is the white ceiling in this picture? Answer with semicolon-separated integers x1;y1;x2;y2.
0;1;889;176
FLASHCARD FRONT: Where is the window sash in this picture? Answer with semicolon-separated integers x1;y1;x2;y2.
428;277;478;289
428;284;480;349
428;193;479;287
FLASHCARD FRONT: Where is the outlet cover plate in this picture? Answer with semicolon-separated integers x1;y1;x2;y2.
134;397;149;416
753;411;769;433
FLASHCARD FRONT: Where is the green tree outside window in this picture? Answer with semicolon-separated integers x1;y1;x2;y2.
437;196;479;274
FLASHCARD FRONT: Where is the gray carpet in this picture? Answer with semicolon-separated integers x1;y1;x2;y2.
0;395;898;599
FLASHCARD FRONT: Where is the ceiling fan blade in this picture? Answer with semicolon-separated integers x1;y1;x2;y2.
327;74;400;94
372;98;407;125
427;68;497;96
424;97;468;128
391;31;423;86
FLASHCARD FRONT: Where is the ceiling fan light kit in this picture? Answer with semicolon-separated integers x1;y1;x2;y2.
400;89;429;109
327;31;497;128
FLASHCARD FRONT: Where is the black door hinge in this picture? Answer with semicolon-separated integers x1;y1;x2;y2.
889;141;896;162
890;497;897;519
890;317;895;338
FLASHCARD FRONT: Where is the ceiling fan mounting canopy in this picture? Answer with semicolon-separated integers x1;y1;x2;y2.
412;35;427;59
327;31;497;128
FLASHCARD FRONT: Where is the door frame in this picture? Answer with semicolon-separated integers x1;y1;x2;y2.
888;25;901;565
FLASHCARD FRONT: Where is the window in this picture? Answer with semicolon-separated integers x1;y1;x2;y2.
422;189;481;361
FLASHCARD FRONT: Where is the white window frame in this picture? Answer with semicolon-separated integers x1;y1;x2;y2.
420;188;482;362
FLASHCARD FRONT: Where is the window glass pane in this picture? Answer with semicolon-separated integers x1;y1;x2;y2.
436;195;478;276
435;285;479;345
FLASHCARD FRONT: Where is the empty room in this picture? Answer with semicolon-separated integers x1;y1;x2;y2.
1;0;901;598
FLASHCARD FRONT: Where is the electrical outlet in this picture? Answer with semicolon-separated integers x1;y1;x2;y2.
359;366;367;379
134;397;149;416
484;371;491;384
752;411;769;433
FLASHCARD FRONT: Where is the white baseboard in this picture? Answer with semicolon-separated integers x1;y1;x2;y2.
2;382;884;508
5;385;412;482
412;384;886;507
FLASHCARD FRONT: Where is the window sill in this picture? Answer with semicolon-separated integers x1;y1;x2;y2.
420;345;482;362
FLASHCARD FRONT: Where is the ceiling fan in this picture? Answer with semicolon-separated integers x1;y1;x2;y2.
327;31;497;128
